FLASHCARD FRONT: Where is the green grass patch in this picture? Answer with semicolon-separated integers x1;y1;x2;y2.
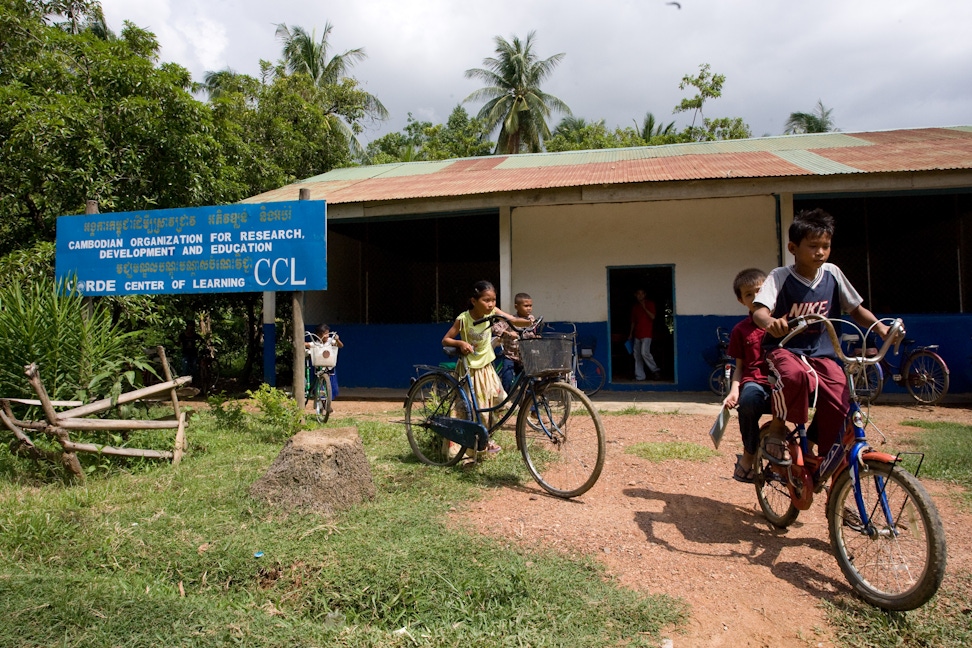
0;407;687;647
625;441;718;463
823;572;972;648
898;419;972;509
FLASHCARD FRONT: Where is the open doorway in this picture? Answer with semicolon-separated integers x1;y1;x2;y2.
607;266;675;384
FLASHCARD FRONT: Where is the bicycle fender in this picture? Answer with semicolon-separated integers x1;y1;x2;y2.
862;451;898;464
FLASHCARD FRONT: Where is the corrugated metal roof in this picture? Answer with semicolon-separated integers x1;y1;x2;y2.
243;126;972;206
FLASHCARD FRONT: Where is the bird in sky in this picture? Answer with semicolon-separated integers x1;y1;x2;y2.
666;2;682;8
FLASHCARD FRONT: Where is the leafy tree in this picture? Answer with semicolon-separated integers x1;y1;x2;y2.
672;63;751;142
361;106;492;164
784;100;837;134
464;31;571;154
423;106;494;160
674;63;724;130
0;2;230;251
272;21;388;152
634;112;676;143
545;118;643;152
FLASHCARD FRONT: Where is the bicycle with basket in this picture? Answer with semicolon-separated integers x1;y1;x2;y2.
404;315;606;498
305;331;340;423
539;323;607;396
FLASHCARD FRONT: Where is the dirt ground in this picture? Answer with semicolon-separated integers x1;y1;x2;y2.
337;397;972;648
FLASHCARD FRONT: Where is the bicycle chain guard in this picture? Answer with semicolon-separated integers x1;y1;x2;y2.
785;440;815;510
428;416;489;451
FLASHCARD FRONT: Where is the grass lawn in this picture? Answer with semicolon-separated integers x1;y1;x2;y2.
0;401;686;647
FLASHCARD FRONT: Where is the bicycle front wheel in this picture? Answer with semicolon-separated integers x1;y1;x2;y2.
516;381;605;498
575;357;606;396
850;362;884;405
314;373;333;424
827;459;946;611
405;373;470;467
904;351;949;405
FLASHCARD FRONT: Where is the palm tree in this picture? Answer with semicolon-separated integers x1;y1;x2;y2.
784;100;837;134
634;112;676;141
464;31;571;154
274;22;388;120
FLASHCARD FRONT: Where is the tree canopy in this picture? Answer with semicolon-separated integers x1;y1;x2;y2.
784;100;838;134
464;31;571;154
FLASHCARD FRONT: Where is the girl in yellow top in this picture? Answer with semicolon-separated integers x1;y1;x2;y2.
442;281;533;452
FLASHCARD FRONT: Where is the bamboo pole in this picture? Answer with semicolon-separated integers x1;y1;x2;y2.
55;376;191;419
156;346;183;419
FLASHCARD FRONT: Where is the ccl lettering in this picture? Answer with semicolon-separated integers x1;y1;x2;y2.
254;258;307;287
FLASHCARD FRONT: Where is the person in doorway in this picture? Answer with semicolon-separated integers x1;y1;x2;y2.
442;281;533;454
722;268;772;483
628;288;661;380
491;292;537;393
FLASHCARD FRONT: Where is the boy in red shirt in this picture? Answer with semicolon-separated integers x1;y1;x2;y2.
723;268;772;482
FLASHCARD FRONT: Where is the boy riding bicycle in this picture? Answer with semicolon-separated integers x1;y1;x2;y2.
752;209;889;463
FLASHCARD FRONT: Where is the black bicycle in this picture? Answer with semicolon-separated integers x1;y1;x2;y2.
841;329;950;405
404;315;606;498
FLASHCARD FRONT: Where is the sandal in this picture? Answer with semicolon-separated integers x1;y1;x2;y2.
761;436;792;467
732;459;756;484
485;441;502;454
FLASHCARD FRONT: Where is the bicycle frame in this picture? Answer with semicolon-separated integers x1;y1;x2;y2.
421;351;563;441
777;315;912;529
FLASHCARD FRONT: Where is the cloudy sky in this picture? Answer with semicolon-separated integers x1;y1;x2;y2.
98;0;972;144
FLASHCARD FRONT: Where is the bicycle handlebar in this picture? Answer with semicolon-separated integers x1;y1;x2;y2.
778;314;905;365
472;314;544;337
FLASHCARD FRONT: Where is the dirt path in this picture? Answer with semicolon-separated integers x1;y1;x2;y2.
341;399;972;647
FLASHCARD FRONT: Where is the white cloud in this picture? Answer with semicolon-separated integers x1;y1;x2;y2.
95;0;972;141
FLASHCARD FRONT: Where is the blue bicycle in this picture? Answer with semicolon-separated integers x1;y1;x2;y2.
754;314;946;610
404;315;606;498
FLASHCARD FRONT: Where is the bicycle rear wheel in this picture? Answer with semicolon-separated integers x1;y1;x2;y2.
575;357;606;396
314;372;333;424
904;351;949;405
516;381;605;498
405;373;470;467
827;459;946;611
754;424;799;528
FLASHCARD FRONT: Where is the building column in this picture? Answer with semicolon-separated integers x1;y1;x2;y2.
498;206;512;311
778;193;794;265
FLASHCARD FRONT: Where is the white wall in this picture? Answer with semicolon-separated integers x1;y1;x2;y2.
510;195;779;320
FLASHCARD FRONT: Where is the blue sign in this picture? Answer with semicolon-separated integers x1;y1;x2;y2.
55;201;326;295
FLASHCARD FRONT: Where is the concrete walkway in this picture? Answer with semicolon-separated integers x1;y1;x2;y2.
339;387;726;416
338;386;970;417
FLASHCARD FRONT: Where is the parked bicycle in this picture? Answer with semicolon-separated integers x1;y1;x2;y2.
840;330;950;405
705;326;733;397
305;331;340;423
541;323;606;396
404;315;606;498
754;314;946;611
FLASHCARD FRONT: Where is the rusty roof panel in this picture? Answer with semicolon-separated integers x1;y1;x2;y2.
242;127;972;205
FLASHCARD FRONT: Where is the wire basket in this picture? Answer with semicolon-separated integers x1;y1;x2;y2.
520;336;573;377
308;342;338;368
